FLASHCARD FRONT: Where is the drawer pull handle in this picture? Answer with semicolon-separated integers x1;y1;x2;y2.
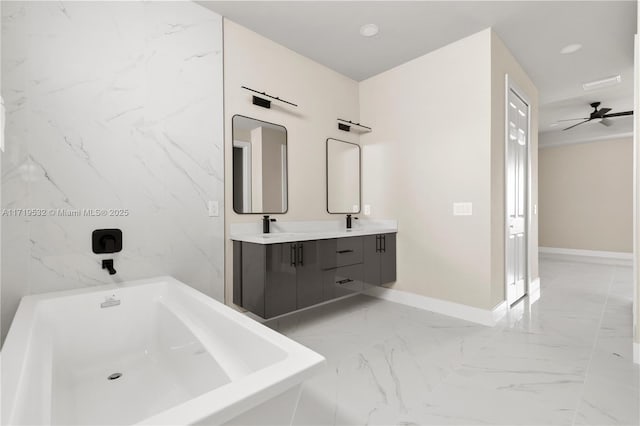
336;278;354;285
336;249;354;254
298;244;304;266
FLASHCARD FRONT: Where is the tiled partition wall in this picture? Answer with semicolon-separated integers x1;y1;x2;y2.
1;2;224;342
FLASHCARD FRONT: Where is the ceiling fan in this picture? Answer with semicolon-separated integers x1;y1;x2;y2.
560;102;633;131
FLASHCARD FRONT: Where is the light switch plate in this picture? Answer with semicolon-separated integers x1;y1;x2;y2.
208;200;219;217
534;204;537;215
364;204;371;216
453;202;473;216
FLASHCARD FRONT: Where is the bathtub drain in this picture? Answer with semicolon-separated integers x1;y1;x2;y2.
107;373;122;381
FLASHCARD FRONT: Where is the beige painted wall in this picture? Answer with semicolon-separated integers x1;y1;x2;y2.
223;20;360;305
360;29;495;309
360;28;538;310
539;138;633;253
490;32;540;306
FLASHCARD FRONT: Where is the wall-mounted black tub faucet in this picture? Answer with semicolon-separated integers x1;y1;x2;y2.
102;259;117;275
263;215;277;233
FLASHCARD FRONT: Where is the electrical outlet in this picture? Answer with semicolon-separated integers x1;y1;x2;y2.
208;200;219;217
364;204;371;216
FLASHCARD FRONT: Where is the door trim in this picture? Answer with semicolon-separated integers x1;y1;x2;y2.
233;140;252;211
504;74;532;308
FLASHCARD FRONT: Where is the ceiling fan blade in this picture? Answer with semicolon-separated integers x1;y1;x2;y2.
602;110;633;118
593;107;612;118
557;117;589;122
563;119;591;131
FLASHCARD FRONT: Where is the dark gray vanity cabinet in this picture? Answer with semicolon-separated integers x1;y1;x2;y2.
234;232;396;319
238;240;322;318
363;233;397;286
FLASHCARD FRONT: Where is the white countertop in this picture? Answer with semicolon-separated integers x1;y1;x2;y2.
230;219;397;245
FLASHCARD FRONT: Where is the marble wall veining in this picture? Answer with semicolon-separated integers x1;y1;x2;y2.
1;1;225;342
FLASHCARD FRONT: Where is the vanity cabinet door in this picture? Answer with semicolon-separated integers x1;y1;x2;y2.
363;234;381;285
296;241;324;309
241;242;267;317
363;233;397;286
264;243;297;318
379;234;397;284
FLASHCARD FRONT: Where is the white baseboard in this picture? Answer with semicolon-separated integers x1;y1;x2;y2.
539;247;633;266
634;342;639;365
364;286;507;327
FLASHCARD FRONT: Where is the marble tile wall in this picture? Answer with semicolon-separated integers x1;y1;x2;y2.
1;1;224;342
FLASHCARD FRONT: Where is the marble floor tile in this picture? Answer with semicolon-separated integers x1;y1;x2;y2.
264;259;639;425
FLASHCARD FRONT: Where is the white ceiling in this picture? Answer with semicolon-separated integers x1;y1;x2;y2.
200;1;637;144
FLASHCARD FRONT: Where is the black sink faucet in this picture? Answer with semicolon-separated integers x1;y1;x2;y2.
346;214;358;229
263;215;277;233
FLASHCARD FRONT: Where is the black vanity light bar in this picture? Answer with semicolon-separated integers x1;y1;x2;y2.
337;118;372;133
241;86;298;109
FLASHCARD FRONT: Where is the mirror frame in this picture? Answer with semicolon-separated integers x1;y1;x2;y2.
232;114;289;215
326;138;362;214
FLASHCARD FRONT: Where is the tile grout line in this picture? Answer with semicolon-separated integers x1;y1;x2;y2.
570;266;616;426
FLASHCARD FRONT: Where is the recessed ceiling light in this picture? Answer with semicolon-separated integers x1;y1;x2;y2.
560;43;582;54
360;24;379;37
549;123;559;127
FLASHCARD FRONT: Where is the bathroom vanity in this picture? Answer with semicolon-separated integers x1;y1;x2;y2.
231;223;397;319
230;120;393;319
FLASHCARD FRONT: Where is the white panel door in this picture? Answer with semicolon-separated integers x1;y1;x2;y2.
506;89;528;305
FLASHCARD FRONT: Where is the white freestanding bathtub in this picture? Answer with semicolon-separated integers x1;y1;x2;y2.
1;277;325;425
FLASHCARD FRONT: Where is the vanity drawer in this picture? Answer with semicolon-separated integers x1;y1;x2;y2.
319;237;363;269
323;264;363;300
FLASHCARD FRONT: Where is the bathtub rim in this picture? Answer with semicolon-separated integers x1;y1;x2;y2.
1;276;326;426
